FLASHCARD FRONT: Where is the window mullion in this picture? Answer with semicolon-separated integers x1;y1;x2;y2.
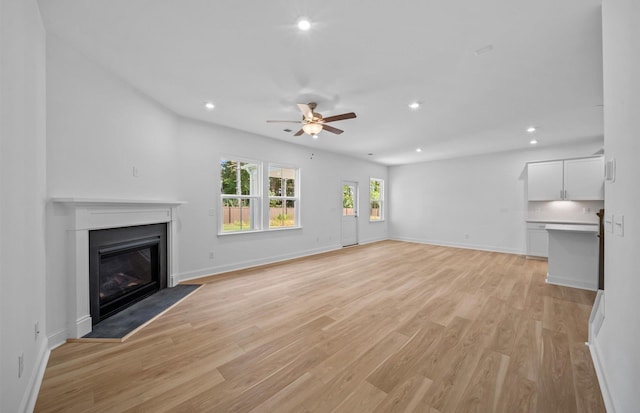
236;162;241;195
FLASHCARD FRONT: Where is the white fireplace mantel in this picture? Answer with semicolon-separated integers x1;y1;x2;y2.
52;197;185;339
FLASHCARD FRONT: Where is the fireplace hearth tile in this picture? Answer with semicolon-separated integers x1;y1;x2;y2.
76;284;201;342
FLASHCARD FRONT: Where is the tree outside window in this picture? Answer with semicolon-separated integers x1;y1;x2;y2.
269;166;299;228
220;159;261;232
370;178;384;221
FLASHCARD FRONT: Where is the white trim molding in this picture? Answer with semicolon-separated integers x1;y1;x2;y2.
51;198;185;339
20;338;50;413
589;340;616;413
177;244;342;283
390;236;523;256
545;274;598;291
588;289;605;344
587;290;615;413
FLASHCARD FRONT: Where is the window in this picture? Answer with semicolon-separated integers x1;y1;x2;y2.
219;159;300;234
343;184;356;216
220;159;261;232
370;178;384;221
269;165;299;228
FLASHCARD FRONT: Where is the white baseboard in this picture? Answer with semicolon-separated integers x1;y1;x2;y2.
47;328;68;350
73;315;92;339
357;237;388;246
589;339;616;413
588;290;605;344
390;236;524;256
178;237;520;284
546;274;598;291
176;244;343;283
19;337;50;413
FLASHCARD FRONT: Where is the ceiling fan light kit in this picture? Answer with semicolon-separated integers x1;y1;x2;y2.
302;122;323;135
267;102;357;138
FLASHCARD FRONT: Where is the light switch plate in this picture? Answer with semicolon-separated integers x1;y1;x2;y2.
614;214;624;237
605;158;616;182
604;214;613;233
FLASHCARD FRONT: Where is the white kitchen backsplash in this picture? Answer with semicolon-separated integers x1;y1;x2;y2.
528;200;604;223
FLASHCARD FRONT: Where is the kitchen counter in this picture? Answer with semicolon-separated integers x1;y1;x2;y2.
546;224;599;291
545;224;598;232
526;219;598;225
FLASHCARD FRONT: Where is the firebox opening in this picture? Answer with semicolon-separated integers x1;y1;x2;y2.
89;223;167;325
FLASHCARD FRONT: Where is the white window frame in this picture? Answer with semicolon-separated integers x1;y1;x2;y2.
219;157;263;234
369;177;384;222
268;164;301;230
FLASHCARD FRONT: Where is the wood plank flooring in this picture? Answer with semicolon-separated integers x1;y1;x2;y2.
35;241;605;412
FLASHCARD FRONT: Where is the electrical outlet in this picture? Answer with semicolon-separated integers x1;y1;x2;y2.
464;233;469;239
209;252;214;259
132;166;139;177
35;322;40;341
18;353;24;378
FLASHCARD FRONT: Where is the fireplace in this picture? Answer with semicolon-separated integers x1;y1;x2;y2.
89;223;167;324
51;197;182;340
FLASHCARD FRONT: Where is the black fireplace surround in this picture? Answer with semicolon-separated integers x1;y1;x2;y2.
89;223;167;324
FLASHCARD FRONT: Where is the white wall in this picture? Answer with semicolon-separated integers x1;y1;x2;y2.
44;36;388;346
175;118;388;280
0;0;48;411
389;140;603;254
594;1;640;411
46;35;178;200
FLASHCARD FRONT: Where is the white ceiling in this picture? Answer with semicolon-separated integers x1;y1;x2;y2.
37;0;604;165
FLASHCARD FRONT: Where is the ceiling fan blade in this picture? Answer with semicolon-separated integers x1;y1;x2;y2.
297;103;313;120
294;129;305;136
266;120;303;124
322;112;357;123
321;124;344;135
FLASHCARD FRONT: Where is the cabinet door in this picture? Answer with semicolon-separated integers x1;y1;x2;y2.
564;157;604;200
527;227;548;257
527;161;563;201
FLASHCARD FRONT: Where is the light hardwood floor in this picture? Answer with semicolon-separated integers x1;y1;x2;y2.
35;241;605;412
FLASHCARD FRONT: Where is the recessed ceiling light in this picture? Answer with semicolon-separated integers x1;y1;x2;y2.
205;102;215;110
416;148;422;152
527;126;536;133
530;139;538;145
408;102;420;109
297;19;311;31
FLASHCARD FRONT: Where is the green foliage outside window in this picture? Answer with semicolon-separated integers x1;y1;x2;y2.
220;159;259;232
370;178;383;221
343;186;354;208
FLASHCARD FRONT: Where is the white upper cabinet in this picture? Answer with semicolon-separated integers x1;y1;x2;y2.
527;161;564;201
527;156;604;201
564;157;605;200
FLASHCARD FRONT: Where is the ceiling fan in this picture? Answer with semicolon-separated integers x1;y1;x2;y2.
267;102;356;137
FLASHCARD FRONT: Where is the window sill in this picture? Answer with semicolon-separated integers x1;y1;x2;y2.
268;226;303;232
369;219;385;223
218;226;302;236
